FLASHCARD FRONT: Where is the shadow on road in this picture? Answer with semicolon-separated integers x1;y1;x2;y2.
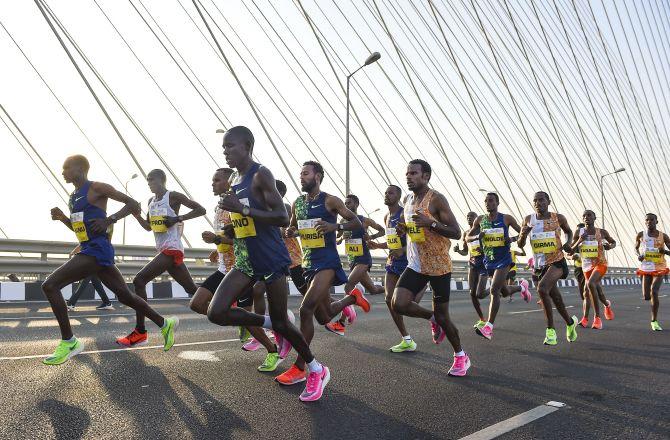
37;398;90;440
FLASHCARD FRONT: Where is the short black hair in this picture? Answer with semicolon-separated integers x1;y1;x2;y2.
346;194;360;205
486;192;499;203
216;167;234;176
276;179;287;197
225;126;254;148
387;184;402;193
535;191;551;202
148;169;167;183
408;159;431;177
646;213;658;221
583;209;595;217
303;160;325;182
67;155;90;173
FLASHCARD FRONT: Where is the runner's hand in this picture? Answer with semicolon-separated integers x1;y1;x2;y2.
395;223;407;235
284;226;297;238
219;192;245;214
603;243;612;250
521;224;532;237
411;211;432;228
50;207;67;221
202;231;217;244
314;220;336;234
164;216;180;228
638;254;645;262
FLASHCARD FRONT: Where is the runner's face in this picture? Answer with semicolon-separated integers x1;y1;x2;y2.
300;165;318;192
384;186;400;205
533;193;549;214
484;195;498;212
405;164;427;191
466;212;477;226
222;132;250;169
646;215;657;230
345;197;358;212
583;211;595;227
212;172;230;196
146;173;164;194
62;159;81;183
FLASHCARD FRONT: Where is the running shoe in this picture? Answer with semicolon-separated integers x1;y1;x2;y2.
473;320;486;330
544;328;557;346
604;300;614;320
448;353;471;377
238;326;251;343
651;321;663;331
578;316;589;328
96;303;114;310
476;324;493;340
161;316;179;351
390;339;417;353
566;315;578;342
347;283;371;313
242;338;261;352
342;305;357;324
430;318;446;344
325;322;345;336
258;352;283;372
116;329;148;347
519;279;531;303
273;310;295;359
299;366;331;402
275;364;307;385
42;338;84;366
591;316;603;330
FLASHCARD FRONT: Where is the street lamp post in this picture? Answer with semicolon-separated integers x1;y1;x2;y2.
346;51;381;196
122;173;138;246
600;167;626;229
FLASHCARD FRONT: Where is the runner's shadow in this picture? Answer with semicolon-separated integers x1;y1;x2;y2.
37;399;90;440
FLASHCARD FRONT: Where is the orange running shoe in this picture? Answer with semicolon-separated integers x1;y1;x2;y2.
604;300;614;320
578;316;589;328
348;283;371;313
591;316;603;330
274;364;307;385
116;329;148;347
325;322;345;336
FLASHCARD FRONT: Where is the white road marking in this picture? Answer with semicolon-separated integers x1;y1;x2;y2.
178;350;221;362
0;312;134;321
0;338;238;361
459;401;566;440
509;306;574;315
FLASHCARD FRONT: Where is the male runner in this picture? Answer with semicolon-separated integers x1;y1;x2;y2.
517;191;578;345
466;193;530;340
570;211;615;330
634;213;669;331
116;169;205;347
274;160;370;387
43;155;178;365
206;127;329;402
454;212;489;330
507;248;526;302
391;159;470;376
368;184;417;352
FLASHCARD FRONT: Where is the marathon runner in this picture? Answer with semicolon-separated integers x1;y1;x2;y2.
635;213;668;331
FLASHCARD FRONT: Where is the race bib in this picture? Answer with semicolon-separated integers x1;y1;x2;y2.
482;228;505;247
70;212;89;242
345;238;364;256
386;227;402;250
469;240;482;257
406;222;425;243
581;240;599;259
230;198;256;238
149;206;168;233
216;232;231;253
530;231;558;254
644;248;663;263
298;219;325;249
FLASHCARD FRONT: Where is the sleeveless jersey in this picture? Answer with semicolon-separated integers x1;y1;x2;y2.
385;208;407;269
404;190;452;276
481;212;511;270
580;227;606;272
213;205;234;273
68;181;115;266
149;191;184;253
528;212;563;268
639;230;667;273
346;214;372;267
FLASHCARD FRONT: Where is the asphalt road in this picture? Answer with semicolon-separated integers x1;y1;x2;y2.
0;284;668;440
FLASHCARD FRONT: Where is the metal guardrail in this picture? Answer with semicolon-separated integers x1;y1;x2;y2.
0;238;638;282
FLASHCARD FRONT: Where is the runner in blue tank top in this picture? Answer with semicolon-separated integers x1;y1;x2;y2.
42;155;178;365
209;127;327;402
274;161;371;390
466;193;528;341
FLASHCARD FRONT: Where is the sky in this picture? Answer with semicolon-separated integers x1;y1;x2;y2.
2;0;670;267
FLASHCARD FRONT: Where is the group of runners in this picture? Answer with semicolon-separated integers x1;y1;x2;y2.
40;125;666;402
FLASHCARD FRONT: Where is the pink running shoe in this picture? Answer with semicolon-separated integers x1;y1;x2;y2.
273;310;296;359
519;279;531;303
430;318;446;344
342;305;357;324
476;324;493;340
242;338;261;352
299;366;331;402
448;353;471;377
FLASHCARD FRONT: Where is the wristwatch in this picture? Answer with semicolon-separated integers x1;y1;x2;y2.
242;206;251;216
430;221;437;230
109;214;119;224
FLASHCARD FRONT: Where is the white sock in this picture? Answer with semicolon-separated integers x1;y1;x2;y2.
307;359;323;373
63;336;76;343
403;335;412;342
455;350;465;357
262;315;272;330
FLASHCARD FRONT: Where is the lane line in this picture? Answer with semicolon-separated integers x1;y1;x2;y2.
0;313;135;321
459;401;566;440
509;306;574;315
0;338;239;361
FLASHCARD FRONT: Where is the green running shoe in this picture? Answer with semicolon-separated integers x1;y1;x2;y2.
473;320;486;330
544;328;557;346
566;316;578;342
161;316;179;351
43;338;84;365
238;326;251;343
390;339;417;353
651;321;663;331
258;352;283;372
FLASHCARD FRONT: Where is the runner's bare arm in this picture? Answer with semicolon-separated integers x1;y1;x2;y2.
517;215;532;248
454;231;468;255
602;229;616;250
50;207;73;230
557;214;573;253
662;233;670;256
323;195;362;234
364;217;385;240
165;192;206;227
465;216;483;243
90;182;141;234
505;214;522;241
131;198;152;231
369;213;389;250
515;248;526;256
415;193;460;239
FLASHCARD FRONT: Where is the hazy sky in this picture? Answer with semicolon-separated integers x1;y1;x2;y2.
2;0;670;267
